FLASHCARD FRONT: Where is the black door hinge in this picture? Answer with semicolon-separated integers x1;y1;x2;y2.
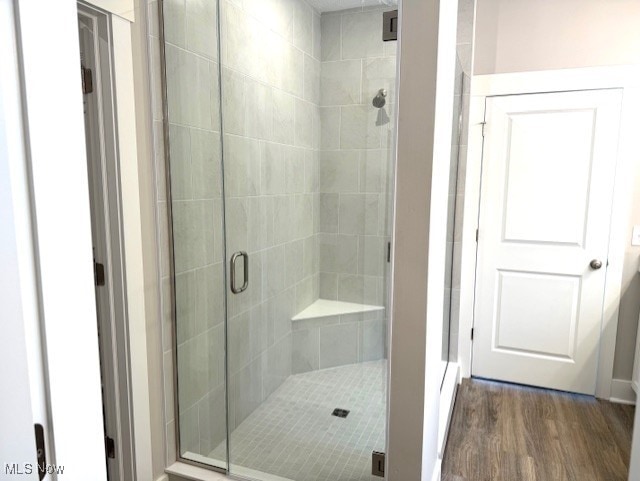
382;10;398;42
94;261;105;286
34;424;46;480
82;66;93;94
387;242;391;263
471;328;475;341
105;436;115;459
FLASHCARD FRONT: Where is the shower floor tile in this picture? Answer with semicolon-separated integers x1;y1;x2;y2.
210;360;387;481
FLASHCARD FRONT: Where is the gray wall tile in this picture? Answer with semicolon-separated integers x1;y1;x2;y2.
292;328;320;373
319;323;358;369
341;11;383;59
321;60;361;106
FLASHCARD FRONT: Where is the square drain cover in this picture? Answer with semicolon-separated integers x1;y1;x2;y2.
332;408;350;418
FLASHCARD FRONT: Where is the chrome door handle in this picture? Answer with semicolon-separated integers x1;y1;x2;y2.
230;251;249;294
590;259;603;270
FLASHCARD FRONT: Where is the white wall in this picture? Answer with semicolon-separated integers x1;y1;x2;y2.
474;0;640;75
387;0;459;479
474;0;640;383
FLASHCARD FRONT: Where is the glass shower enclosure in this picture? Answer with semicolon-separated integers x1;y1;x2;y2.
160;1;398;480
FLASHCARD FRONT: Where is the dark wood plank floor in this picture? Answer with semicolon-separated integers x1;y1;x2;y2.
442;379;636;481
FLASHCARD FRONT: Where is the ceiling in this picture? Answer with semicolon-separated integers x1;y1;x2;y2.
306;0;398;13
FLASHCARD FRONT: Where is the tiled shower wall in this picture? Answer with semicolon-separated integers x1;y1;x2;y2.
161;0;227;459
147;0;399;469
152;0;324;461
218;0;322;436
317;7;396;308
290;6;397;376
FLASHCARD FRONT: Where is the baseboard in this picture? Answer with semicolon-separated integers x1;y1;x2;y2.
438;363;460;458
610;378;637;405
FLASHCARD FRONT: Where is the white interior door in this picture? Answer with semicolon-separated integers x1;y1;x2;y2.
1;0;47;477
0;69;41;481
472;89;623;395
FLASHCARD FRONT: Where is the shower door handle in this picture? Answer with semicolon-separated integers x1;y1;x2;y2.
230;251;249;294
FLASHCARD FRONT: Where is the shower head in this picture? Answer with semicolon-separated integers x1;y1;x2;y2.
373;88;387;109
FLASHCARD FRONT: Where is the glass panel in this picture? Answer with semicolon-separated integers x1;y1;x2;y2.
220;1;397;480
441;58;465;388
161;0;228;469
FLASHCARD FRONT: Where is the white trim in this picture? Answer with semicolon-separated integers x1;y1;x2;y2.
110;13;154;481
458;66;640;401
430;459;442;481
610;379;637;405
84;0;135;22
438;363;460;458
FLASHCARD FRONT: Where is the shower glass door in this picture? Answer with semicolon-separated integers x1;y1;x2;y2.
162;1;398;479
220;2;397;479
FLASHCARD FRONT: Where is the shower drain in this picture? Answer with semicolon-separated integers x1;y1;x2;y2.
332;408;350;418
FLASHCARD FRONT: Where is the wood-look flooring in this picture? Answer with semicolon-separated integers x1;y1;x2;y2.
442;379;636;481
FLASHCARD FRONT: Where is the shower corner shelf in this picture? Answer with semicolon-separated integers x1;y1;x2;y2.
291;298;384;323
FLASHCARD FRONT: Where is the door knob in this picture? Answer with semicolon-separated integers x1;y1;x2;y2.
590;259;603;270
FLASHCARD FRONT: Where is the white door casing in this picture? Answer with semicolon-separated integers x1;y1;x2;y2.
472;89;623;395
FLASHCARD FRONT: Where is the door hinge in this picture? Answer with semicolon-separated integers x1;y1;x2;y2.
34;424;46;481
387;241;391;263
476;229;479;242
372;451;385;477
471;328;475;341
94;261;105;286
105;436;116;459
481;121;486;137
81;66;93;94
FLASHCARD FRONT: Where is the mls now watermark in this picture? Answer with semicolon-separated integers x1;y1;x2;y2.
5;463;65;476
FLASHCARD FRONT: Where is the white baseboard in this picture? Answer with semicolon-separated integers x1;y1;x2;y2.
438;363;460;458
610;378;637;405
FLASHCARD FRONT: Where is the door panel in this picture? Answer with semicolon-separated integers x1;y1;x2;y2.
502;109;594;246
494;271;580;359
472;90;623;395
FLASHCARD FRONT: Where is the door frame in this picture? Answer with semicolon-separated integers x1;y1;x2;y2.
78;4;140;479
457;65;640;400
76;3;156;479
